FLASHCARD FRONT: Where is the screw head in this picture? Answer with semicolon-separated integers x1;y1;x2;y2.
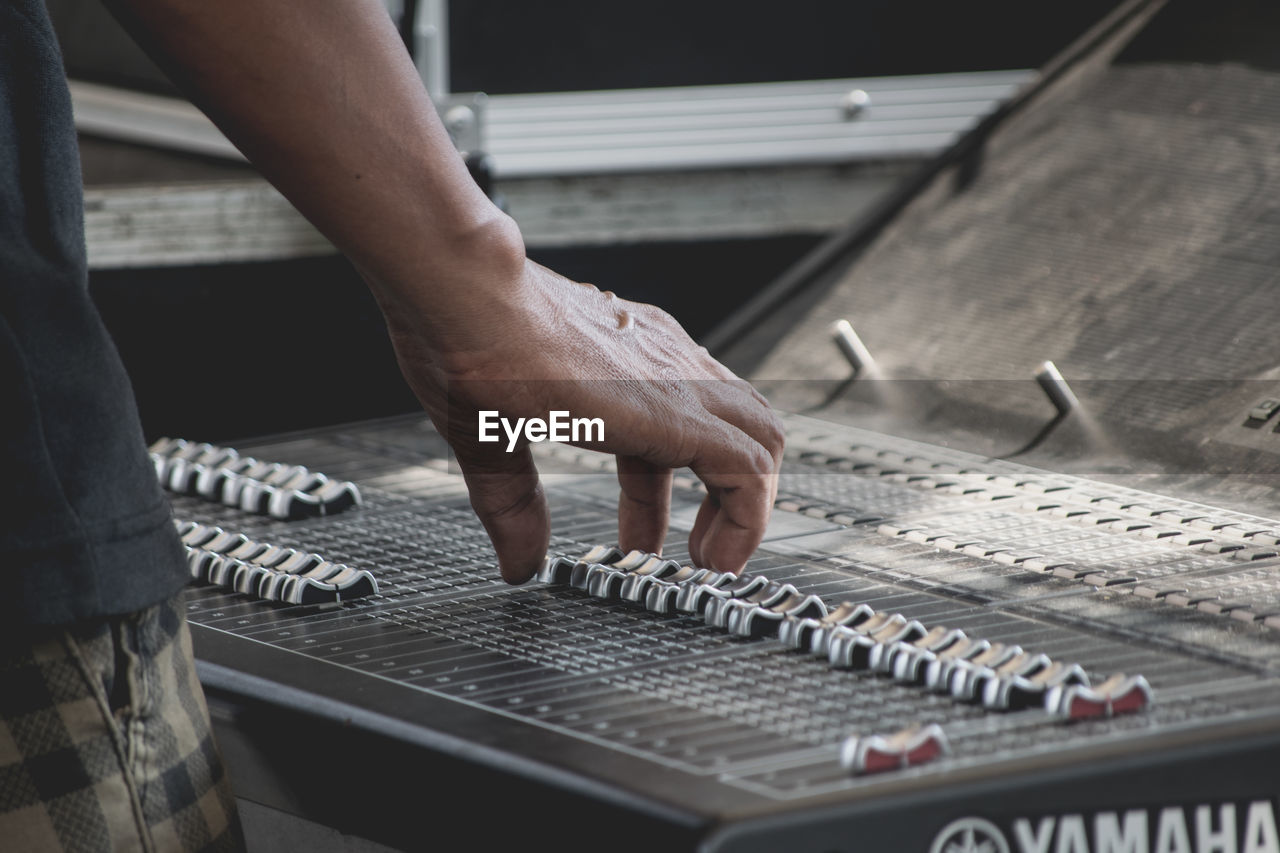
841;89;871;119
444;105;476;135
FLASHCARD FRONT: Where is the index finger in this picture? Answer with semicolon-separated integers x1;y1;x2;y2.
682;420;777;572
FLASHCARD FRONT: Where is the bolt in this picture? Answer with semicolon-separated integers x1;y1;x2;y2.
444;105;476;136
841;89;871;120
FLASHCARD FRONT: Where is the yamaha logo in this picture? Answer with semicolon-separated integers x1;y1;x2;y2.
930;817;1010;853
927;801;1279;853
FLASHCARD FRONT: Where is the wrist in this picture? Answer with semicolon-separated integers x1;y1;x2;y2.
363;210;531;363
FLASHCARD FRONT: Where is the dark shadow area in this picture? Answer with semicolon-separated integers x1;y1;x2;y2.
529;234;824;343
1116;0;1280;69
89;256;417;444
205;688;700;853
90;234;823;443
49;0;1124;96
450;1;1126;93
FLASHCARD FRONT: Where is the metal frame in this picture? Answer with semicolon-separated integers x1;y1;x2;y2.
412;0;449;103
484;71;1032;178
68;0;1033;269
70;70;1032;179
81;161;920;268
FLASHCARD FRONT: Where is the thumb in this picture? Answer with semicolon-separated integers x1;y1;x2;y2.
453;441;550;584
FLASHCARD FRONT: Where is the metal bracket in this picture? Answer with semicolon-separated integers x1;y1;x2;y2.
403;1;493;201
437;92;487;159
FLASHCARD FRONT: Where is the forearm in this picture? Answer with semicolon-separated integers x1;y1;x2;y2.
102;0;784;576
104;0;524;334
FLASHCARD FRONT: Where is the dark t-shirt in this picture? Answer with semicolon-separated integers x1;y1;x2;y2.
1;0;188;625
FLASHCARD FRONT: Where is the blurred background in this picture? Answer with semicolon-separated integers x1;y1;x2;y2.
50;0;1123;441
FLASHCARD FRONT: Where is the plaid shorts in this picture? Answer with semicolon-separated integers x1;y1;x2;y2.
0;592;244;852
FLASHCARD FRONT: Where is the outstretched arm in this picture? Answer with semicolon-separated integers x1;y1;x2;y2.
105;0;784;581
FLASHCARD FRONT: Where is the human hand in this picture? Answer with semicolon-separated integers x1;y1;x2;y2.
367;239;784;584
104;0;782;580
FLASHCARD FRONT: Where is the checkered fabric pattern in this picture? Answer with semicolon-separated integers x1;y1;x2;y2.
0;593;244;852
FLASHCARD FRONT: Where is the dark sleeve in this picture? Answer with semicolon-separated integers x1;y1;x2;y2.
0;0;188;625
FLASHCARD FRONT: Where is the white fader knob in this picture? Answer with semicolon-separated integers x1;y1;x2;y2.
832;319;878;378
1034;360;1079;417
